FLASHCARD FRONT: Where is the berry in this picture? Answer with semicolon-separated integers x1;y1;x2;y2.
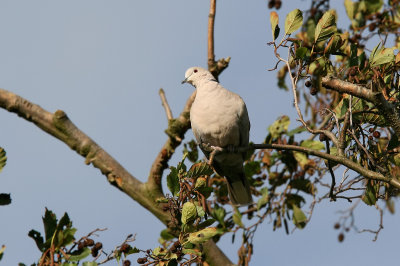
310;87;318;95
137;257;148;264
123;260;131;266
368;128;374;133
274;0;282;9
94;242;103;250
268;0;275;9
120;243;131;253
319;133;327;141
334;223;340;230
338;233;345;242
373;131;381;138
368;23;376;32
305;80;312;87
85;238;95;247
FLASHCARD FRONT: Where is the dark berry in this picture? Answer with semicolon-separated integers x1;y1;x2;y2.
305;80;312;87
368;127;374;133
146;249;151;254
368;23;376;32
85;238;95;247
338;233;345;242
137;257;148;264
373;131;381;138
368;135;373;141
319;133;327;141
334;223;340;229
91;247;99;257
120;243;131;253
94;242;103;250
274;0;282;9
123;260;131;266
78;241;85;250
310;87;318;95
268;0;275;9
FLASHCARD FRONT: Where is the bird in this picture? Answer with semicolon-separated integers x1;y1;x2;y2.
182;66;252;206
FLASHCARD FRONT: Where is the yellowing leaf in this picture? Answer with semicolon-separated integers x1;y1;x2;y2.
187;227;224;244
314;10;337;43
292;204;307;229
270;11;280;41
181;202;197;224
301;140;325;150
369;42;395;67
268;116;290;139
284;9;303;35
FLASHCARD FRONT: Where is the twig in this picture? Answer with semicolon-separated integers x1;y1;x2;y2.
208;0;216;67
325;140;336;200
159;88;173;120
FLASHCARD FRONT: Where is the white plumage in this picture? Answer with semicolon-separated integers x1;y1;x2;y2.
182;66;252;206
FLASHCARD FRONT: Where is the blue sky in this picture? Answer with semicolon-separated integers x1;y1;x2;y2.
0;1;398;265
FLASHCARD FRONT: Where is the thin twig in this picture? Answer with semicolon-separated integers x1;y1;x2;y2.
159;88;173;120
208;0;216;67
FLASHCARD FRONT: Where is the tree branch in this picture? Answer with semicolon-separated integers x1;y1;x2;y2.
321;76;400;137
201;143;400;189
0;88;169;223
207;0;230;79
159;88;173;120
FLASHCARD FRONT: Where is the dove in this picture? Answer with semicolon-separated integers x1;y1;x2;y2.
182;66;252;206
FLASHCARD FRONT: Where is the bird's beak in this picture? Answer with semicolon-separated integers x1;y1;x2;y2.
181;77;188;84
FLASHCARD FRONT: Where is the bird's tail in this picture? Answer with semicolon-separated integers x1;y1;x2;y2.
226;171;253;206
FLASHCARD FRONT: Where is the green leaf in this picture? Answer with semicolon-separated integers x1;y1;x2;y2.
369;43;395;67
0;193;11;206
211;206;226;226
270;11;280;41
244;161;261;178
195;202;206;217
197;219;216;230
61;263;77;266
43;208;58;242
295;47;308;59
344;0;358;19
292;204;307;229
362;182;377;205
183;139;198;163
28;229;45;252
287;126;307;137
289;179;314;195
314;10;337;43
82;262;98;266
182;248;202;256
181;202;197;224
364;0;383;13
160;229;175;241
268;116;290;139
257;187;269;210
232;209;244;228
284;9;303;35
324;34;342;54
187;227;224;244
293;151;309;169
68;247;91;262
167;167;180;197
301;140;325;150
187;162;214;178
0;148;6;173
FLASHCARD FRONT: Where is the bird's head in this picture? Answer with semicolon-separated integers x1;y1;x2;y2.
182;67;216;87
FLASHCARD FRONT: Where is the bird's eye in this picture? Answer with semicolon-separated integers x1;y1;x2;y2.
194;69;198;73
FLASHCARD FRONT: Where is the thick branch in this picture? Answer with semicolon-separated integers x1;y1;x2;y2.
0;88;169;223
321;76;400;137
